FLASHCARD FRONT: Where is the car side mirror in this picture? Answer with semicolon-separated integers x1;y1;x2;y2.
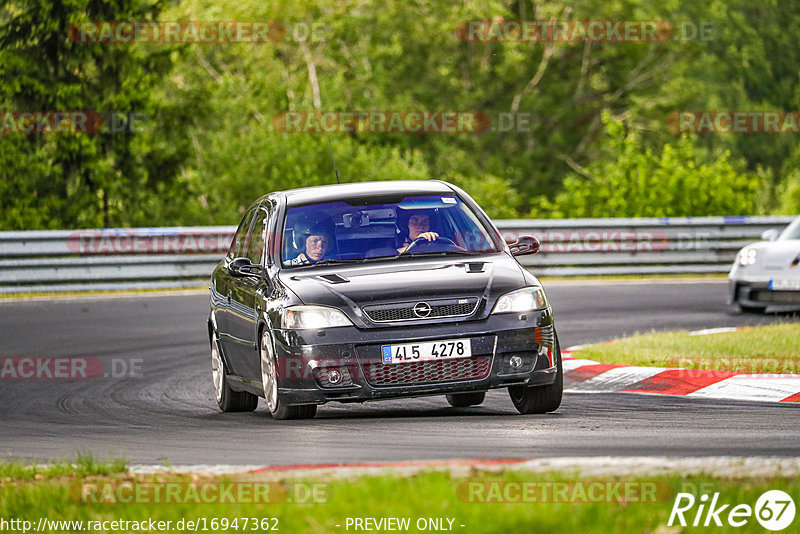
509;235;540;256
761;229;780;242
228;257;265;278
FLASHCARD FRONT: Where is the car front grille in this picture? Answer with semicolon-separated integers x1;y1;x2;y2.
363;298;479;322
752;290;800;304
364;356;491;387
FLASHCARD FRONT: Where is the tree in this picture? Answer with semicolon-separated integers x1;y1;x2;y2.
538;111;764;217
0;0;190;229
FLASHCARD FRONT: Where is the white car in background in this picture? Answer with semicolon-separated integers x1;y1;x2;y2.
729;216;800;313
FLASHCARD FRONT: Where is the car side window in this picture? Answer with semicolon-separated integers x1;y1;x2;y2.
247;208;269;265
229;208;257;259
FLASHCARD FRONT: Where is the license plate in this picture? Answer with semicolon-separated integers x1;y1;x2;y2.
769;279;800;290
381;339;472;365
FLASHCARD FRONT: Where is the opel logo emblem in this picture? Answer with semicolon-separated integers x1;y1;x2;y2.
413;302;432;318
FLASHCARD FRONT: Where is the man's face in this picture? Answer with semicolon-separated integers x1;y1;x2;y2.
407;214;430;237
305;234;330;261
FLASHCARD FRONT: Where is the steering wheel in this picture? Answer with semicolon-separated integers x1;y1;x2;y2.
402;235;463;254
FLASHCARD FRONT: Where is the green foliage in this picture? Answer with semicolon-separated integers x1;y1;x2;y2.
2;0;799;229
538;112;764;217
444;173;523;219
0;0;190;229
3;468;800;534
0;454;127;481
775;170;800;215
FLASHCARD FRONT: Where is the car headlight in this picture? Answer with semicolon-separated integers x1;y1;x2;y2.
281;305;353;329
491;287;549;314
738;248;758;266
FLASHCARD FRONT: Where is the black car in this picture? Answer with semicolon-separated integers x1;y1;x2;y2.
208;180;562;419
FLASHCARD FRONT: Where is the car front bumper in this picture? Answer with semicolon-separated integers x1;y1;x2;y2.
270;308;558;406
730;279;800;307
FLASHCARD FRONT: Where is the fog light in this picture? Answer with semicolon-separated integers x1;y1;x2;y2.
509;355;523;369
327;368;342;385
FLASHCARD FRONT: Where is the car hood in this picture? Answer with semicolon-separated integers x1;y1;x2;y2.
278;254;527;325
751;240;800;270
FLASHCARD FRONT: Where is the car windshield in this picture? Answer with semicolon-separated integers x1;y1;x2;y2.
281;194;500;267
779;217;800;240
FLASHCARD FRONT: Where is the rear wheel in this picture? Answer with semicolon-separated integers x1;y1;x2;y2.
508;337;563;414
210;331;258;412
260;330;317;420
446;392;486;407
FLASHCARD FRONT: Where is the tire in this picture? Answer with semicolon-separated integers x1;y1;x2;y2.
260;330;317;420
738;303;766;314
446;392;486;407
508;336;563;414
210;331;258;412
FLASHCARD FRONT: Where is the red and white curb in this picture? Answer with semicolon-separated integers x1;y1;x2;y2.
562;329;800;404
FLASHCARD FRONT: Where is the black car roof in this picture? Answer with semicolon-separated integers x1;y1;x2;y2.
273;180;456;206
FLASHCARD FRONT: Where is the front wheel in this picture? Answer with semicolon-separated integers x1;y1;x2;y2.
260;330;316;420
508;337;563;414
210;331;258;412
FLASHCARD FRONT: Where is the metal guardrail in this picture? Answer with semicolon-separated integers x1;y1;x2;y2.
0;216;794;293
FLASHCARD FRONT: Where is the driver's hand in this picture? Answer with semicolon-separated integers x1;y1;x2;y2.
419;231;439;241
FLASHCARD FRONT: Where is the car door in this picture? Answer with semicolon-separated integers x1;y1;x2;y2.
217;207;258;377
226;203;271;381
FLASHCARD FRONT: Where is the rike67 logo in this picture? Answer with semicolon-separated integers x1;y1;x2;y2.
668;490;795;530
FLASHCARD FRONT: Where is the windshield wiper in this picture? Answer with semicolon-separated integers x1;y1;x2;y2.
395;249;474;259
308;258;372;267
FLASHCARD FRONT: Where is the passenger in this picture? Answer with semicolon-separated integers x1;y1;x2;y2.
290;218;334;265
396;210;439;253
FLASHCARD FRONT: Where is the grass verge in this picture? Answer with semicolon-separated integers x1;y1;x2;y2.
572;323;800;373
0;455;127;481
1;463;797;533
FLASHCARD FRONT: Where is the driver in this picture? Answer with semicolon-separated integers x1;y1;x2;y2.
290;217;334;265
397;210;439;253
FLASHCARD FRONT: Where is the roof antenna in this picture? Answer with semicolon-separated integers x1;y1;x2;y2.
328;137;340;184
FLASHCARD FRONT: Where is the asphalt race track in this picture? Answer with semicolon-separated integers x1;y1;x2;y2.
1;279;798;466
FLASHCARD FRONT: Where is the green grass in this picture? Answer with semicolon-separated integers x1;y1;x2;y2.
573;323;800;373
0;455;127;481
1;465;798;533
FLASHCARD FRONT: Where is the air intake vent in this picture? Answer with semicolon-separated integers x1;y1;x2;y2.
317;273;349;284
363;298;479;322
364;356;491;386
